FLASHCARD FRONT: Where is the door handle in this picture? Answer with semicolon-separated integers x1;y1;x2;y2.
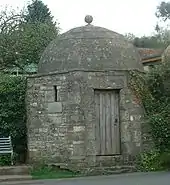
114;118;118;126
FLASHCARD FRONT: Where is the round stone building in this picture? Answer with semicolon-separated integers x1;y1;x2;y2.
26;16;144;171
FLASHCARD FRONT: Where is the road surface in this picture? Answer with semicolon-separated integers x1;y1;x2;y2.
3;172;170;185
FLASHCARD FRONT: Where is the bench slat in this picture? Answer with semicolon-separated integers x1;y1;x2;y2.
0;136;13;165
0;143;11;145
0;148;12;150
0;147;12;149
0;145;11;148
0;137;10;139
0;137;12;152
0;148;11;149
0;142;11;144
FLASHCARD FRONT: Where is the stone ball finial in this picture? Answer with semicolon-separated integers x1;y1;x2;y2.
85;15;93;24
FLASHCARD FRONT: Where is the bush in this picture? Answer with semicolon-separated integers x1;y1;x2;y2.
0;155;11;166
0;74;27;164
138;150;170;172
130;64;170;171
159;151;170;169
138;150;162;171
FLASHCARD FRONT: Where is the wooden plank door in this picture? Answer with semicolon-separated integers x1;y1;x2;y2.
95;90;120;155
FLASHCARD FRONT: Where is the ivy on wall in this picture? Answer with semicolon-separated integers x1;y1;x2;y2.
130;64;170;171
0;74;27;164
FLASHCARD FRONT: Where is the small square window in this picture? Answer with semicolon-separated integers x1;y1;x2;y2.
54;86;57;102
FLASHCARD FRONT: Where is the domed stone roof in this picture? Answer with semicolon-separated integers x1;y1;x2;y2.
38;16;143;74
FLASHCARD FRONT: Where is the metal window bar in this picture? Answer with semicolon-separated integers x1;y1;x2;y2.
0;136;13;165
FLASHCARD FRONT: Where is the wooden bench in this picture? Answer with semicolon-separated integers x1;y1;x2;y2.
0;136;13;165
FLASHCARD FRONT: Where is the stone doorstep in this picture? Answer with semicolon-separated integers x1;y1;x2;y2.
81;166;136;176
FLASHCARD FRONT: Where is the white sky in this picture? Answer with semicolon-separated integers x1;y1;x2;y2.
0;0;169;36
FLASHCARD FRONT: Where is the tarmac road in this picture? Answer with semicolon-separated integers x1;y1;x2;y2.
3;172;170;185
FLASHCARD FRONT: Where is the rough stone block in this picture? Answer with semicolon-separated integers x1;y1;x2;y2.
73;132;85;141
47;102;62;113
73;141;84;145
73;126;85;132
45;91;55;102
73;143;85;156
39;128;48;133
48;115;62;124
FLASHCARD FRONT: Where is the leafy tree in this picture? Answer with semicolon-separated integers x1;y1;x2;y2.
156;1;170;21
24;0;55;25
153;2;170;49
0;74;27;163
124;33;167;49
0;2;59;73
124;33;136;43
132;35;166;48
8;21;58;67
156;27;170;47
0;8;24;70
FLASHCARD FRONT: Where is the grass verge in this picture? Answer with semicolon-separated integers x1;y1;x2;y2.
31;165;80;180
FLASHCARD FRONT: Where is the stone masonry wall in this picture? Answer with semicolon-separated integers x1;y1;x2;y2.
26;70;144;169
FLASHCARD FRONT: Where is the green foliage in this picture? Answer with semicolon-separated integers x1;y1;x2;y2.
25;0;55;24
0;2;59;72
138;150;170;171
0;22;58;70
156;1;170;21
138;150;162;172
31;165;79;180
124;31;169;49
133;36;166;48
130;63;170;170
124;33;136;43
132;67;170;148
12;22;57;65
0;74;27;163
0;155;11;166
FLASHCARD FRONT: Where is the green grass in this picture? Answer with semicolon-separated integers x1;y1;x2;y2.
31;166;80;180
